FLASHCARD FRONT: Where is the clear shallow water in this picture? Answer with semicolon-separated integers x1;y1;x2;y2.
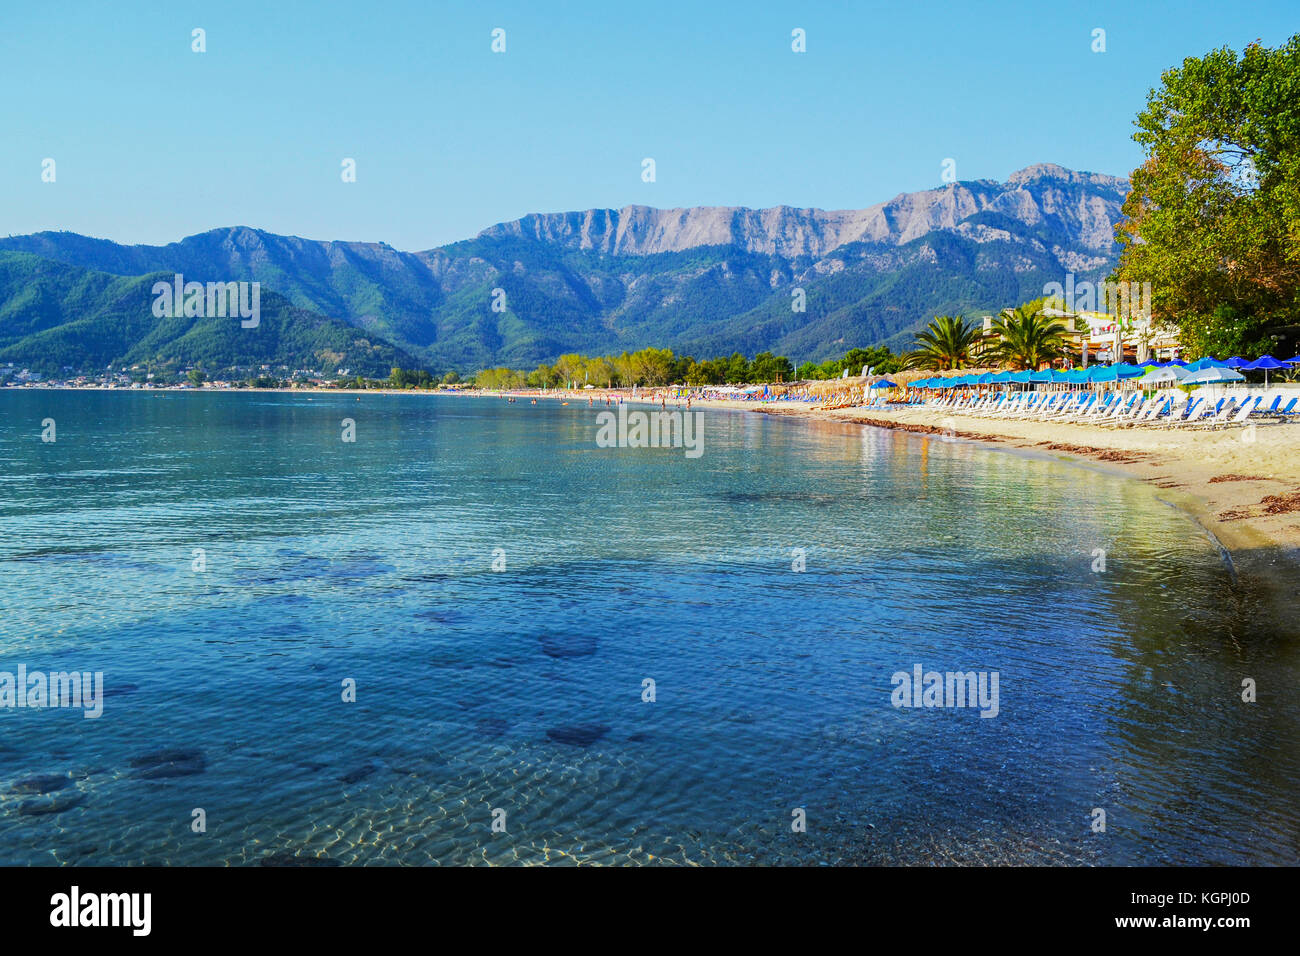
0;390;1297;866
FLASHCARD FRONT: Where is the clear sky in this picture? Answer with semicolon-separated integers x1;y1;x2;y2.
2;0;1295;251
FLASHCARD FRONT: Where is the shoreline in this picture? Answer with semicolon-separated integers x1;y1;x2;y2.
14;384;1298;611
474;384;1300;611
733;398;1300;617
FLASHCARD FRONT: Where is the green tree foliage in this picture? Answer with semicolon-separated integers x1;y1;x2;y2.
474;367;527;389
986;304;1069;370
469;344;902;387
796;345;899;379
389;367;435;388
903;315;981;370
1115;35;1300;358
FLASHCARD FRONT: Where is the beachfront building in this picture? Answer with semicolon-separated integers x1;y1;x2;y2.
980;308;1181;367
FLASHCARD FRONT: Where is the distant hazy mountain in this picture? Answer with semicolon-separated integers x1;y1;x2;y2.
479;164;1125;257
0;163;1128;372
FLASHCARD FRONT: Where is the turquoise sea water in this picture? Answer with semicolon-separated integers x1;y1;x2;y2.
0;390;1296;866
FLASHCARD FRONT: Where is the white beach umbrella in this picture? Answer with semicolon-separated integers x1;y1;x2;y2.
1138;365;1191;385
1183;366;1247;385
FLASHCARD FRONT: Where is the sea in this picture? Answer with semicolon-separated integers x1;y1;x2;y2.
0;389;1296;865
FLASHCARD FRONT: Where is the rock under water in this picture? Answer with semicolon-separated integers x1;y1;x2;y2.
10;773;72;794
130;748;207;779
547;723;611;747
538;634;599;659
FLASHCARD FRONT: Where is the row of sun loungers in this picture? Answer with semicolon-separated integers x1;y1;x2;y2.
919;390;1299;429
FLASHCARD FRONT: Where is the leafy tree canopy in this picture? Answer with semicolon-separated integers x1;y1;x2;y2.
1115;35;1300;358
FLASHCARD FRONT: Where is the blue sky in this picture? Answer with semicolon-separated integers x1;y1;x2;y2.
2;0;1296;250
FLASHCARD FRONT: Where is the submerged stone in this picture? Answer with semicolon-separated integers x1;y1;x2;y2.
10;773;71;794
339;763;377;784
19;791;85;815
130;748;207;779
547;723;611;747
538;634;598;659
260;852;341;867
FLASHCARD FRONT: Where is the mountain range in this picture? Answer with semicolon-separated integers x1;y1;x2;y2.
0;163;1129;376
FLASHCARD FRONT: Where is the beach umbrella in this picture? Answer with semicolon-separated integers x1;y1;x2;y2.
1091;363;1145;383
1223;356;1249;368
1064;367;1091;384
1184;357;1231;372
976;373;995;384
990;371;1014;383
1009;370;1035;384
1139;365;1191;385
870;379;898;389
1183;366;1247;385
1243;355;1286;386
1286;356;1300;365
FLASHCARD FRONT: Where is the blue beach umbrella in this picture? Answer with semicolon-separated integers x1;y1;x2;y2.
1223;356;1249;368
1185;357;1231;372
989;371;1014;384
1243;355;1287;386
1029;369;1071;385
870;379;898;389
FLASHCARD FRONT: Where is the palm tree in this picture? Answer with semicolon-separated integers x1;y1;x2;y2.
904;315;981;370
988;305;1070;370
